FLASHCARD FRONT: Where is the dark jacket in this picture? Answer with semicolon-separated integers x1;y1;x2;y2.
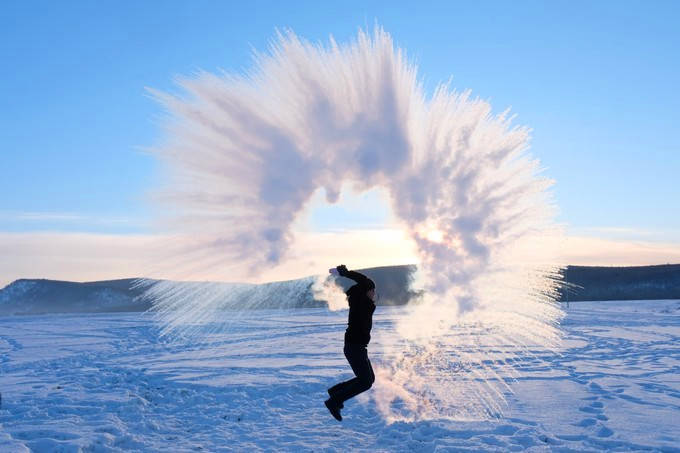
337;266;376;346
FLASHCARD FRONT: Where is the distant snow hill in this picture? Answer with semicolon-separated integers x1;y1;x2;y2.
1;264;679;315
0;278;152;315
0;265;420;315
559;264;680;302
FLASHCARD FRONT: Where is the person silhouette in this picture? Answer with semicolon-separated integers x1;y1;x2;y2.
324;265;377;421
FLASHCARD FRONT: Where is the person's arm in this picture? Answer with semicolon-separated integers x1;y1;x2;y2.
336;265;373;290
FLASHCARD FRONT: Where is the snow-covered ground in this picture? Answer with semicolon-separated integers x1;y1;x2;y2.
0;300;678;452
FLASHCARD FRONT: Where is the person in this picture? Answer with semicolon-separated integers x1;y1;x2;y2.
324;264;377;421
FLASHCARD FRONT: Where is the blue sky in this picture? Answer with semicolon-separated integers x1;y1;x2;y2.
1;1;679;255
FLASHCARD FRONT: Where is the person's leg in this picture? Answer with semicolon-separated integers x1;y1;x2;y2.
328;380;351;396
332;344;375;405
331;353;374;398
327;362;360;407
327;343;365;397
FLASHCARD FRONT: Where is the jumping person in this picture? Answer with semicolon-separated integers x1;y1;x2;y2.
324;264;376;421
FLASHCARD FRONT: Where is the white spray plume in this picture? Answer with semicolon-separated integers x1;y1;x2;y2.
143;27;565;421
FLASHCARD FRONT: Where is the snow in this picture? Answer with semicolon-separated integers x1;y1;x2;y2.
0;300;679;452
0;281;37;311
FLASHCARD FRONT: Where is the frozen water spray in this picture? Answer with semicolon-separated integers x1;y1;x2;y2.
142;27;565;421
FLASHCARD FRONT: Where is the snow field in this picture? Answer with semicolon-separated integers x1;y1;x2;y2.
0;300;679;452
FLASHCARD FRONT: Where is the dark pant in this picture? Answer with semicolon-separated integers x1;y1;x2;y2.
328;343;375;405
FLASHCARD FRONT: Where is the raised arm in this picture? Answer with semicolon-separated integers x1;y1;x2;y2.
335;265;374;290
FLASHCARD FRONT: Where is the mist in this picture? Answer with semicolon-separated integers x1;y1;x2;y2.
143;27;564;421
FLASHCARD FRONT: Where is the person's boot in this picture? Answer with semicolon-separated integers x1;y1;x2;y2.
327;389;343;408
324;398;342;421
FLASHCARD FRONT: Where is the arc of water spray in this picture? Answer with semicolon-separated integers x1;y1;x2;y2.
142;27;565;422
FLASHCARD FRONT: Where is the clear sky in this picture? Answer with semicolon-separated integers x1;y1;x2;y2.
1;1;679;283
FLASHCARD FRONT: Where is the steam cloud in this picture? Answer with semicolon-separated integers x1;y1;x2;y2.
144;28;565;421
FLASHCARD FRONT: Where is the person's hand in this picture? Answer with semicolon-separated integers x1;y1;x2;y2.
336;264;348;275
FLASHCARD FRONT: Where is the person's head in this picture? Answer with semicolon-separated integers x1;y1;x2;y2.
366;280;376;301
